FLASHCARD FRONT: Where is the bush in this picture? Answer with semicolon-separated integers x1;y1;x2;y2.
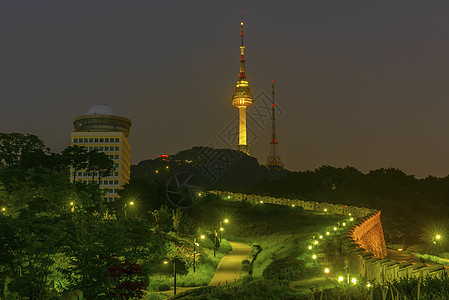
262;257;305;281
242;259;251;272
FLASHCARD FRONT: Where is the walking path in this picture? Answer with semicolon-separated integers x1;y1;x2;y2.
209;241;252;286
160;241;251;297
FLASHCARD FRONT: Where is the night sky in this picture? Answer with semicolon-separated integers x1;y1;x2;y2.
2;1;449;178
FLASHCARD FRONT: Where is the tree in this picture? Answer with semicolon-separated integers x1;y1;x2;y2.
62;145;88;181
86;150;114;182
0;133;48;169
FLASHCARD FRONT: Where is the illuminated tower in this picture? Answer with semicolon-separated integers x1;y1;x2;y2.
266;81;284;168
232;13;253;155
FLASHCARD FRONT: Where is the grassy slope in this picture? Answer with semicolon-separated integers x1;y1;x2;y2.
171;197;345;298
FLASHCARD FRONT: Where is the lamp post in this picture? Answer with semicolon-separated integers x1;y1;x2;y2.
213;229;218;257
193;235;205;273
164;259;177;295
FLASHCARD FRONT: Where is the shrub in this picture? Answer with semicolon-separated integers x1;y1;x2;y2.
242;259;251;272
262;257;305;281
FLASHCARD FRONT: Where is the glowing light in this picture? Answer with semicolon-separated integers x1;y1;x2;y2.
338;276;344;282
129;201;134;206
314;240;318;245
200;235;205;239
227;196;231;199
324;209;327;212
292;204;295;207
324;268;330;274
224;219;229;223
166;166;169;169
349;213;352;216
342;223;346;226
351;278;357;284
319;235;323;239
1;207;5;211
70;202;74;206
163;260;169;265
220;227;224;231
367;282;371;288
350;218;354;221
436;234;441;240
326;232;330;235
155;170;159;174
260;201;263;203
312;254;317;259
308;245;312;250
334;227;337;231
198;192;202;197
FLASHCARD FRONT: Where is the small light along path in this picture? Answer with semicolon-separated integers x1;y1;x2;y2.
209;241;252;286
160;241;251;298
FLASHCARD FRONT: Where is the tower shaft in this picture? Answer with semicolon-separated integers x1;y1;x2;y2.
238;107;248;154
267;81;284;168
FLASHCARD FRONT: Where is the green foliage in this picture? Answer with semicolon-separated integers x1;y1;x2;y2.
262;257;305;281
0;133;48;168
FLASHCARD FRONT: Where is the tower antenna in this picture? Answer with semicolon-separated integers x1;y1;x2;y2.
266;80;284;168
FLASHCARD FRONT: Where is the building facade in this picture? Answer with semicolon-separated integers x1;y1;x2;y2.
70;104;131;202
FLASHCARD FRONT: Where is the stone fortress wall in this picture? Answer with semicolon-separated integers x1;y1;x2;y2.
210;190;449;283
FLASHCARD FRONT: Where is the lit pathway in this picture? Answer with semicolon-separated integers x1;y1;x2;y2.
209;241;252;286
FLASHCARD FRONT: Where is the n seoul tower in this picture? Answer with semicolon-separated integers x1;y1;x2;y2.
232;13;253;155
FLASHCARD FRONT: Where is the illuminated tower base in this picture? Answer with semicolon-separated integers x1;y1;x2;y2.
238;107;249;154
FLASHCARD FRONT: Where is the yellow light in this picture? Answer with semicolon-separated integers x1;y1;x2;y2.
326;232;330;235
241;22;243;25
163;261;169;265
349;213;352;216
200;235;205;239
129;201;134;206
319;235;323;239
220;227;224;231
314;240;318;245
324;268;330;274
342;223;346;226
198;192;202;197
224;219;229;223
351;278;357;284
260;201;263;203
308;245;312;250
166;166;169;169
155;170;159;174
70;202;74;206
1;207;5;211
334;227;337;231
227;196;231;199
436;234;441;240
324;209;327;212
350;218;354;221
312;254;317;259
338;276;344;282
367;282;371;288
292;204;295;207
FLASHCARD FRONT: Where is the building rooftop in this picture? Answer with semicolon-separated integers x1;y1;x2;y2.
86;104;118;116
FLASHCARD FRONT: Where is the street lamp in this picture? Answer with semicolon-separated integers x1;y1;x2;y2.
193;235;205;273
224;219;229;223
70;202;74;213
163;259;177;295
213;229;217;257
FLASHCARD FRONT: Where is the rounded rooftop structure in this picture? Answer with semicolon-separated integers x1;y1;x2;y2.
73;104;131;137
86;104;118;116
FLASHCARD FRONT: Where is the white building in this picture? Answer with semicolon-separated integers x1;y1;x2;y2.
70;104;131;201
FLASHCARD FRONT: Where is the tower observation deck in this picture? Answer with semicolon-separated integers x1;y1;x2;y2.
232;13;253;155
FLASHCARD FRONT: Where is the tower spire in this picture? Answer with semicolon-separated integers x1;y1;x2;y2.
239;12;246;80
232;12;253;155
267;80;284;168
